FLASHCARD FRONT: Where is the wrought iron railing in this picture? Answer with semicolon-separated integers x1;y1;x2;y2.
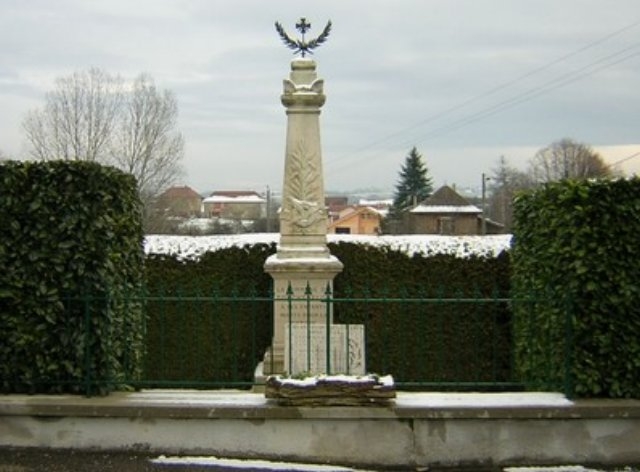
2;285;575;397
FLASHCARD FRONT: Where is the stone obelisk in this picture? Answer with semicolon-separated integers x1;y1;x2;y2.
263;19;343;375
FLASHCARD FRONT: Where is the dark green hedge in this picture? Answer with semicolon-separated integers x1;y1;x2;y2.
143;241;512;388
143;245;275;387
0;160;144;395
330;243;512;386
511;178;640;398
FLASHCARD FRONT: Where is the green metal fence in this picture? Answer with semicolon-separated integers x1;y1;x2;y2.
2;285;575;397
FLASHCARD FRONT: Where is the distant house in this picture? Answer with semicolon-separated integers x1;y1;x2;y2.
357;198;392;218
325;196;349;222
328;206;383;235
202;190;266;220
410;185;496;235
155;185;203;218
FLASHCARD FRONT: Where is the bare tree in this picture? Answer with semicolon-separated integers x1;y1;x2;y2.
529;138;610;183
108;74;184;204
23;69;184;228
487;156;535;232
23;68;123;162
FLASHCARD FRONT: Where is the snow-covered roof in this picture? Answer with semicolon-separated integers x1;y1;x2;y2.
411;185;481;214
358;198;393;207
410;204;481;214
337;205;384;219
362;206;386;217
203;195;265;204
178;218;213;230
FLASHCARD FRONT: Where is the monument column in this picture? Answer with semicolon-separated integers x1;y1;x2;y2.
277;58;334;256
263;20;343;375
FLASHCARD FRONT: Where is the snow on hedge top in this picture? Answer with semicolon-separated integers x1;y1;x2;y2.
144;233;512;261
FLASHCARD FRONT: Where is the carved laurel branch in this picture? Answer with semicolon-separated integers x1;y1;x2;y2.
283;139;325;233
289;139;319;201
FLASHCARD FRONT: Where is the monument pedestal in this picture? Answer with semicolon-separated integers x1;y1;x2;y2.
263;256;343;375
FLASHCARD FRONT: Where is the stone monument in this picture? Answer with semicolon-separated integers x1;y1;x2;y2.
263;19;363;376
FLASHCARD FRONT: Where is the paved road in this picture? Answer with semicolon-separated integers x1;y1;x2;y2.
0;448;172;472
0;448;338;472
1;448;638;472
0;448;510;471
0;448;381;472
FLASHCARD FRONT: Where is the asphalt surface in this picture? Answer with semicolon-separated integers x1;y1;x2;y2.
0;447;499;471
0;448;420;472
0;448;170;472
0;448;638;472
0;448;322;472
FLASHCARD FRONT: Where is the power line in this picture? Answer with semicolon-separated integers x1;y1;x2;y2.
608;151;640;168
400;44;640;146
327;44;640;175
325;19;640;175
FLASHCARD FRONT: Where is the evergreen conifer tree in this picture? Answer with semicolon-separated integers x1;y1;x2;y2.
390;147;433;216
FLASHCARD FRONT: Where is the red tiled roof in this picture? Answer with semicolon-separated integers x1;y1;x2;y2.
160;186;202;199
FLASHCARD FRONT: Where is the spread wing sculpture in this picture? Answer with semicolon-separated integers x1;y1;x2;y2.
275;18;332;57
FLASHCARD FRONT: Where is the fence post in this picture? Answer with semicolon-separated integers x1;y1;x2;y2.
287;282;293;375
305;282;312;373
324;282;332;375
563;294;575;399
381;285;389;374
250;285;258;375
232;284;239;382
83;290;93;397
268;284;275;374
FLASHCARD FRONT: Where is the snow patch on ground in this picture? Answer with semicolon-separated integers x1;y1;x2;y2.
121;390;266;406
144;233;512;261
150;457;629;471
395;392;573;408
108;390;573;408
504;467;629;472
151;455;373;471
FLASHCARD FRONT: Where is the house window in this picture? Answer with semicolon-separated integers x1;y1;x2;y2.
438;217;455;235
335;227;351;234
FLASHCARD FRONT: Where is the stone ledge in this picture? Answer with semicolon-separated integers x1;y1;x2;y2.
1;391;640;421
2;391;640;468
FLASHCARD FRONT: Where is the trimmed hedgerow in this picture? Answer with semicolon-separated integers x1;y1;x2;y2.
142;244;275;388
143;241;512;389
511;178;640;398
0;160;144;395
330;243;512;387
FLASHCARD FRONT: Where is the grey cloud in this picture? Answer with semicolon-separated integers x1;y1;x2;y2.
1;0;639;191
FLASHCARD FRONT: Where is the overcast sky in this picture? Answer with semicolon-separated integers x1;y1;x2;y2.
1;0;639;195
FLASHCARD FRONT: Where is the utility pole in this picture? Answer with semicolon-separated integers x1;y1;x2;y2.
265;185;272;232
481;173;489;235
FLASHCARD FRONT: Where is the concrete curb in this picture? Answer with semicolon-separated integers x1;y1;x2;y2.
1;391;639;469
